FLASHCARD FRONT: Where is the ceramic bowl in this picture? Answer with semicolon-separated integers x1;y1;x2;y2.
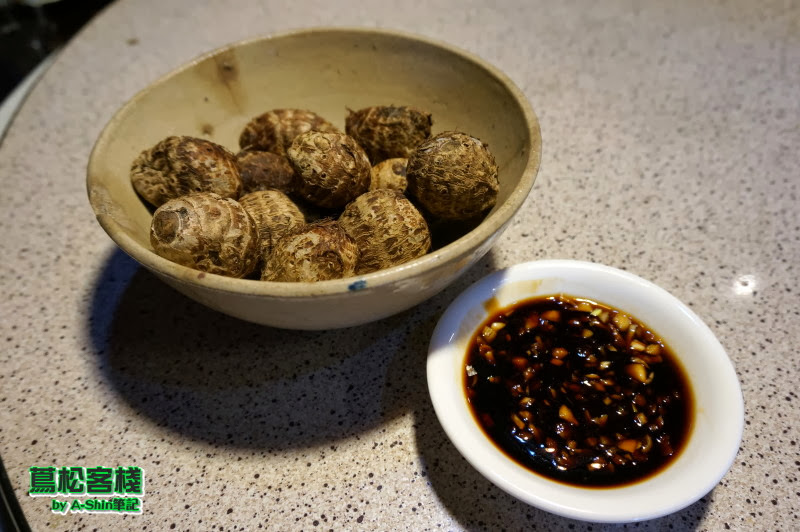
427;260;744;523
87;27;541;329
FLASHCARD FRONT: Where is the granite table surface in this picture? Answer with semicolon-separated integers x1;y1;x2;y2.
1;0;798;530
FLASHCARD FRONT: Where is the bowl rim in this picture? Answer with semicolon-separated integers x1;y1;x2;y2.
426;259;744;523
86;26;542;298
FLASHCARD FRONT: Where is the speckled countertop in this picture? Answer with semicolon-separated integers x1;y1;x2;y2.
1;0;798;530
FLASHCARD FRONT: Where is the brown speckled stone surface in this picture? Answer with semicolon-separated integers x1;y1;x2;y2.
1;0;798;530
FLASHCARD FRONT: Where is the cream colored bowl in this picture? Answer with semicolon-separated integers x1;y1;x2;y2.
87;28;541;329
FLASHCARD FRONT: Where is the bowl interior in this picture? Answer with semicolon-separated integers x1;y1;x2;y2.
427;260;744;522
88;28;539;293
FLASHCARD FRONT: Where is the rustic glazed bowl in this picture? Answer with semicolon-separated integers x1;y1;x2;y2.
87;28;541;329
427;260;744;522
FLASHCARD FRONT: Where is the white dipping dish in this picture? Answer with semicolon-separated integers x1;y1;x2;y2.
427;260;744;523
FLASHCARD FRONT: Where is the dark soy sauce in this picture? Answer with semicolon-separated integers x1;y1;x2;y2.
464;295;694;488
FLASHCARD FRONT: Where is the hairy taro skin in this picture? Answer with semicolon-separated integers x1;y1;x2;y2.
406;131;499;221
131;136;242;207
235;150;297;194
345;105;432;163
369;157;408;193
239;109;339;156
338;189;431;274
287;131;371;209
261;219;359;282
238;189;305;260
150;192;259;278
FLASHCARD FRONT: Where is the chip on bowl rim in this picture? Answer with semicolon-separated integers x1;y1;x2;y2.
427;259;744;523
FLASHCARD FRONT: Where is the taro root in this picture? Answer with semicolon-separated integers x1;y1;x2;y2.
131;136;241;207
406;131;499;221
369;157;408;193
235;150;296;194
287;131;371;209
239;109;339;156
261;219;359;282
238;189;305;259
150;192;258;278
345;105;432;163
338;189;431;274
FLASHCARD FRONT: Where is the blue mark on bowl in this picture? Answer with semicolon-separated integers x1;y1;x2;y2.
348;279;367;291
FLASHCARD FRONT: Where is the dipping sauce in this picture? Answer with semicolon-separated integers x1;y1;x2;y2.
464;295;693;487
